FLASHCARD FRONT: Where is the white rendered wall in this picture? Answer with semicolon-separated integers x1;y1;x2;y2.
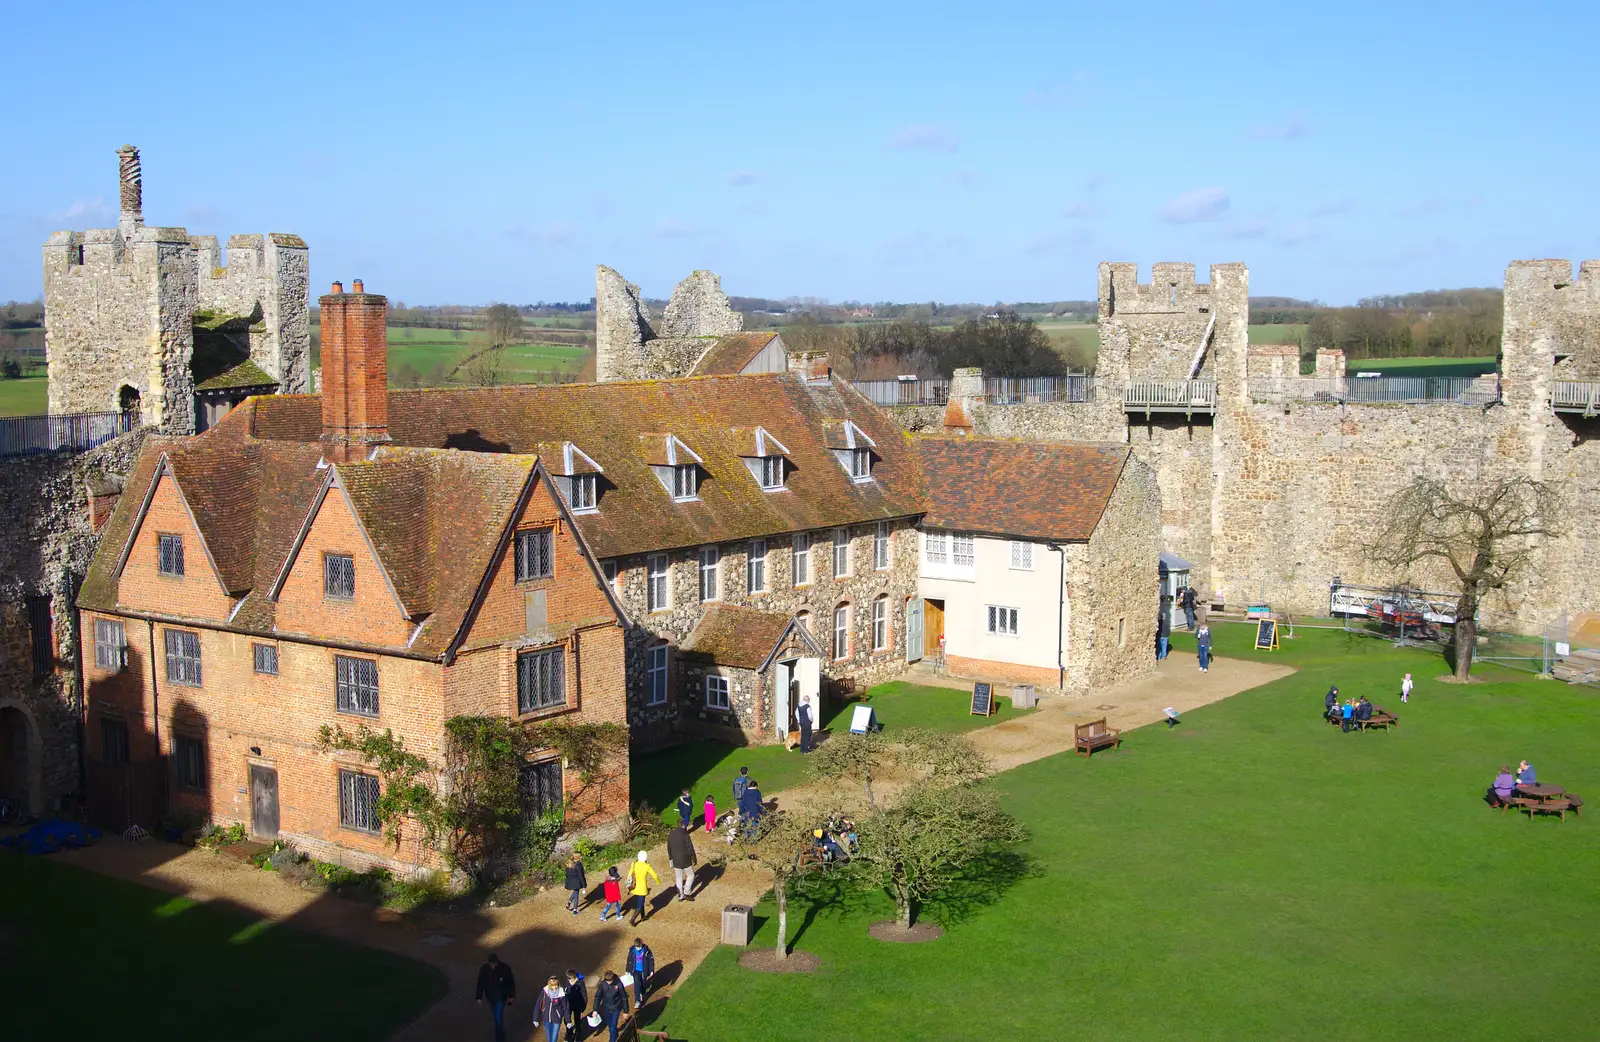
918;528;1068;674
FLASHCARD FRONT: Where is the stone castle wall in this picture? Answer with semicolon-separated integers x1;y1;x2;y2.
193;233;312;392
594;266;744;383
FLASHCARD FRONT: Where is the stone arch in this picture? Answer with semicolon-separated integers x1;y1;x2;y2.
117;384;142;415
0;699;44;817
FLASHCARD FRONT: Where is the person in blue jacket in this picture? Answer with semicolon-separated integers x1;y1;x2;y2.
626;937;655;1008
1516;760;1537;787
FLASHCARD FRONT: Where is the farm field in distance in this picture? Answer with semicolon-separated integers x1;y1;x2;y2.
0;374;47;416
1247;323;1308;344
382;327;591;386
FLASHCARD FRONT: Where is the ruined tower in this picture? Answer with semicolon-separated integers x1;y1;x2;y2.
594;266;744;381
42;146;310;432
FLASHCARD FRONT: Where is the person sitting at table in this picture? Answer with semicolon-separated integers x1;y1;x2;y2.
1324;686;1339;721
1356;697;1373;723
1487;765;1517;807
1516;760;1537;787
1340;699;1356;732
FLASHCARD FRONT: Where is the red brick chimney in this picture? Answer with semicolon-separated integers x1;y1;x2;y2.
319;280;390;462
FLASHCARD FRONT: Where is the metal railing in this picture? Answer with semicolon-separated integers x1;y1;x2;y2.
1553;380;1600;416
1250;376;1499;406
851;379;950;406
1123;379;1217;413
0;411;138;459
982;376;1097;404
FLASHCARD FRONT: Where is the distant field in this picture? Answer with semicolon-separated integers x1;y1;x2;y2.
382;327;589;386
1248;323;1307;344
0;375;47;416
1039;321;1099;369
1346;356;1497;378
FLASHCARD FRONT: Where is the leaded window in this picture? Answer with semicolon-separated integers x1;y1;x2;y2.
925;531;948;565
324;553;355;599
519;760;564;820
834;604;850;660
872;596;888;650
517;648;566;714
987;605;1019;636
647;554;669;611
334;655;379;716
338;769;381;833
174;735;205;791
849;448;871;480
93;618;126;671
570;474;597;512
163;629;202;687
515;528;554;582
1010;541;1034;570
953;533;975;569
759;456;784;490
157;533;184;576
672;464;698;501
101;717;129;764
253;643;279;676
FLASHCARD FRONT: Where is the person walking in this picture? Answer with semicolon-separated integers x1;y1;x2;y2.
626;937;655;1009
1156;609;1170;661
1196;622;1212;673
625;850;659;925
475;953;517;1042
564;970;589;1041
667;822;698;901
703;793;717;835
1182;585;1198;631
593;971;630;1042
675;789;693;830
1401;672;1413;704
533;975;572;1042
563;853;587;917
738;777;764;838
732;766;751;838
598;866;623;922
797;696;814;753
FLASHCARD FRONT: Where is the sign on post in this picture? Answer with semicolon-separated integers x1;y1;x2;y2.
970;682;996;717
1255;618;1279;651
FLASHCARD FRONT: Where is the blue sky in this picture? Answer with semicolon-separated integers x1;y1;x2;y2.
2;1;1595;306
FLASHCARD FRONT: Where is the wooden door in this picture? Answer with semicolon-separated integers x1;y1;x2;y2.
924;599;945;657
249;765;279;840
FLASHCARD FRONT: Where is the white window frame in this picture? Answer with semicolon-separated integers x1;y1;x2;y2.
793;532;810;586
759;455;785;491
601;559;619;593
833;528;851;577
705;674;730;710
747;540;767;594
924;530;948;565
987;605;1019;637
850;448;872;481
672;464;699;502
646;644;669;705
569;473;598;514
833;604;850;660
698;547;720;603
1010;541;1034;570
871;597;888;651
874;522;890;571
647;553;670;612
953;533;975;569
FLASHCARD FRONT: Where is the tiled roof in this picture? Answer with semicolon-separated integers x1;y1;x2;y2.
911;435;1130;542
680;604;802;669
691;332;779;375
249;373;924;558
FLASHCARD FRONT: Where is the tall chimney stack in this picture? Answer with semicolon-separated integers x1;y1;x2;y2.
116;145;143;235
319;279;390;463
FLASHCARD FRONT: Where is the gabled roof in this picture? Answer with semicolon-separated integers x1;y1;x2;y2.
680;604;825;670
730;426;791;459
911;435;1130;543
247;373;924;558
691;331;780;376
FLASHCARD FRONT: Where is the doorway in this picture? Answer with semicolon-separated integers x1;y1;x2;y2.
923;599;945;661
249;764;279;840
0;704;37;817
772;658;821;743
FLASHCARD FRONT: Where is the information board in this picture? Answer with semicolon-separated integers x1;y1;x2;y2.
850;705;877;734
1255;618;1279;651
970;682;995;717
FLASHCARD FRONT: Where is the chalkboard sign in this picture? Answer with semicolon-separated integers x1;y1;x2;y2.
970;682;996;717
1255;618;1279;651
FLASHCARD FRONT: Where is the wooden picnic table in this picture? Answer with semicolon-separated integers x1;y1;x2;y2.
1516;783;1566;800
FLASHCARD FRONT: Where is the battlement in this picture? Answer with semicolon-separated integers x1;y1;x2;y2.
1099;262;1248;319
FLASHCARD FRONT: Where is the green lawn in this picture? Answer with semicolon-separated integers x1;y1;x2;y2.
1348;356;1497;378
0;853;447;1040
1248;323;1308;344
660;627;1600;1040
0;374;47;416
632;682;1033;822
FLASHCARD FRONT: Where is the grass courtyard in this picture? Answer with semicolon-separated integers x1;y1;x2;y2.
0;854;446;1040
658;626;1600;1039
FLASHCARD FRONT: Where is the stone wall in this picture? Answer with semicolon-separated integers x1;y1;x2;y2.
0;430;146;813
594;266;744;383
193;233;312;393
1068;453;1161;689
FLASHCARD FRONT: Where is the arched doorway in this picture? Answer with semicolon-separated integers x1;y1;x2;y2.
0;701;41;818
117;384;142;415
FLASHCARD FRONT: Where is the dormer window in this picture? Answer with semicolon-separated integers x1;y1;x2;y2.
759;455;785;490
824;419;877;484
849;449;871;481
644;434;704;502
552;441;602;515
673;464;699;501
737;426;791;493
570;474;597;512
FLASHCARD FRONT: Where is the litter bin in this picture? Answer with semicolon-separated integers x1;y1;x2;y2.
1011;684;1037;709
721;904;752;946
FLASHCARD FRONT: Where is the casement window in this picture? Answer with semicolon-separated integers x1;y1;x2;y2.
517;647;566;714
759;455;785;491
953;533;975;569
792;532;811;586
601;559;619;593
338;769;381;833
519;760;564;820
987;605;1019;636
101;717;129;764
174;734;205;792
93;618;126;671
1010;541;1034;570
515;528;554;582
163;629;202;687
924;531;948;565
647;553;669;611
672;464;699;502
699;547;720;603
646;645;669;706
157;533;184;576
28;597;52;680
334;655;379;716
705;674;730;710
833;604;850;660
833;528;851;577
874;522;890;571
872;596;888;651
252;643;279;676
849;448;872;481
569;474;598;513
323;553;355;600
747;540;767;594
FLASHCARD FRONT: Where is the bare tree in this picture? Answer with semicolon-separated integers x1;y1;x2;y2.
808;728;989;810
735;810;830;960
483;303;523;349
1365;476;1560;679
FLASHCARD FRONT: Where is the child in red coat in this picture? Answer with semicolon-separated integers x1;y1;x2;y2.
599;867;623;922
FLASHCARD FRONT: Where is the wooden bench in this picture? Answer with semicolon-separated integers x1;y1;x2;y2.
1359;712;1398;731
1520;797;1575;822
1075;718;1121;758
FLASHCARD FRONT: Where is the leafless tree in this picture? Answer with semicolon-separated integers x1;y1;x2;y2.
1365;476;1560;679
483;303;522;349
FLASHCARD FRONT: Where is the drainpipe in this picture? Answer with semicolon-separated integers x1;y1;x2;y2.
1047;543;1065;690
67;573;87;803
146;620;161;758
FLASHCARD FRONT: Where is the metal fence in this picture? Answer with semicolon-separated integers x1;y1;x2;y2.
1251;376;1499;405
1123;379;1218;412
851;379;950;406
982;376;1097;404
0;411;138;459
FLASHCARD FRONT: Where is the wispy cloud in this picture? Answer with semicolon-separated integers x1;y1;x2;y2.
727;170;761;187
1247;114;1309;140
1273;224;1319;247
505;221;577;246
651;217;696;239
1062;200;1103;219
50;197;113;224
888;123;960;154
1159;186;1230;224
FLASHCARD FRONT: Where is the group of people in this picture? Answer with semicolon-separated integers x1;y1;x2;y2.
476;943;652;1042
1324;687;1376;731
812;815;858;863
1487;760;1539;807
563;849;663;927
1158;586;1211;671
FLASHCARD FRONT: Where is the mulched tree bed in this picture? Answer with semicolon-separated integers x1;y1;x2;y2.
738;949;821;973
869;920;944;943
